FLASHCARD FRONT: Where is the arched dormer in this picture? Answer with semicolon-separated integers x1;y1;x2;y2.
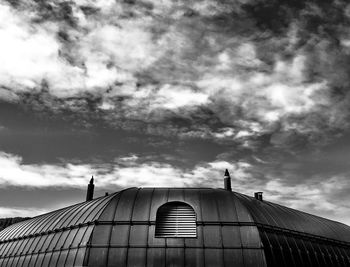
155;201;197;238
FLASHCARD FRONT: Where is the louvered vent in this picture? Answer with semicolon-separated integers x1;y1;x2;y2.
155;202;197;238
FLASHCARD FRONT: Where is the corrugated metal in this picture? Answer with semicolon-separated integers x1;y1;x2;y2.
235;192;350;267
86;188;266;267
235;193;350;242
155;202;196;238
1;187;349;267
0;193;117;267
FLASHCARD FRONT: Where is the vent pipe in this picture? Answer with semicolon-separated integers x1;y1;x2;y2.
254;192;263;201
86;176;94;201
224;169;232;191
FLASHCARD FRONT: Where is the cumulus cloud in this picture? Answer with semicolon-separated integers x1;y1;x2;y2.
0;151;92;187
0;150;349;225
1;0;350;151
0;206;48;218
0;2;85;96
0;151;245;188
264;176;350;226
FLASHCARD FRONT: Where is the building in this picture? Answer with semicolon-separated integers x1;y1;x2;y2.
0;172;349;266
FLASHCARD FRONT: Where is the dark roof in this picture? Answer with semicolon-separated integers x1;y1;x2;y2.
0;187;349;267
0;192;116;241
235;193;350;243
0;193;117;266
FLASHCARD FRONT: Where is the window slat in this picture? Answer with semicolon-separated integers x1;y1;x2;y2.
155;202;197;238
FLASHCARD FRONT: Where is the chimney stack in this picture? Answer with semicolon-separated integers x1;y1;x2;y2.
224;169;232;191
254;192;263;201
86;176;94;201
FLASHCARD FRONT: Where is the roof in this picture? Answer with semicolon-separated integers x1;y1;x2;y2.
0;192;117;266
0;187;349;267
235;193;350;243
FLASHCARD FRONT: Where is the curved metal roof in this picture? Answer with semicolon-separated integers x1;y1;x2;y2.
0;187;349;267
0;192;117;267
86;187;266;267
235;193;350;243
234;193;350;267
235;193;350;267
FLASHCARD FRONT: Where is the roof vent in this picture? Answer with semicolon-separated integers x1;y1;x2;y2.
86;177;94;201
224;169;232;191
254;192;263;201
155;202;197;238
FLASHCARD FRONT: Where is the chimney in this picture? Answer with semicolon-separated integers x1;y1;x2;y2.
254;192;263;201
86;176;94;201
224;169;232;191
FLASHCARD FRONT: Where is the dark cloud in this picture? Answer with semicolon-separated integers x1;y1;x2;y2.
1;0;348;145
1;0;349;156
1;0;350;224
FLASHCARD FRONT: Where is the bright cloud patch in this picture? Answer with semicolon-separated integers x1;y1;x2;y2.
1;151;349;225
0;0;347;146
0;3;60;93
0;206;48;218
0;151;243;188
0;152;91;187
265;177;350;226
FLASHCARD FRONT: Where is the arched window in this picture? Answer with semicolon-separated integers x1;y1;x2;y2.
155;202;197;238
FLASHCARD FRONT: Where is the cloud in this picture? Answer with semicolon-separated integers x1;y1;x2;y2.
0;151;241;188
0;150;349;225
1;0;350;152
264;175;350;226
0;206;48;218
0;2;91;95
0;1;147;98
0;152;91;187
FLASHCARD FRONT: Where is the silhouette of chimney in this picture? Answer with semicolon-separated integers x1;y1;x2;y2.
224;169;232;191
86;176;94;201
254;192;263;201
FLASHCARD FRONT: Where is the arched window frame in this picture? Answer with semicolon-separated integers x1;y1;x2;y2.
155;201;197;238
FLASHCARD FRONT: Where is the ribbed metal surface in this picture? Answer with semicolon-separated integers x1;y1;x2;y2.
155;202;196;238
0;193;117;267
85;188;266;267
235;193;350;242
1;187;349;267
235;193;350;267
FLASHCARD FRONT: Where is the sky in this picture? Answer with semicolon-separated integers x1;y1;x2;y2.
0;0;350;225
